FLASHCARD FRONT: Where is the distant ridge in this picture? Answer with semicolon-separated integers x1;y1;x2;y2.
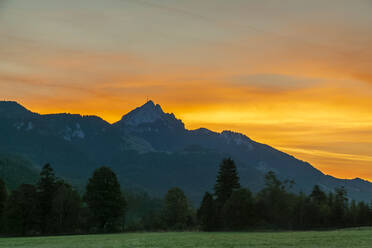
0;100;372;203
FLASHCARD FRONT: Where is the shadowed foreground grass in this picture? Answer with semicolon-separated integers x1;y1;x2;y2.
2;228;372;248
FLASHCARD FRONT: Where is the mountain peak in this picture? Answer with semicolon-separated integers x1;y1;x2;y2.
140;100;163;113
0;101;34;118
143;99;155;107
116;100;184;129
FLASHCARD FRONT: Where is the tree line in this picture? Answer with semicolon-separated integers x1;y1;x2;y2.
1;158;372;236
197;158;372;230
0;163;193;235
0;164;127;235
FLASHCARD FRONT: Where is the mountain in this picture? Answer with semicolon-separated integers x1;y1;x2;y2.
1;100;372;203
117;100;184;129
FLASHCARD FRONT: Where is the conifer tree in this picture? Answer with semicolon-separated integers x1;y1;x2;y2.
37;163;58;234
214;158;240;205
331;187;348;227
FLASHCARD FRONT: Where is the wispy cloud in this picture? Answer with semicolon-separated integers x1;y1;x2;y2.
1;0;372;180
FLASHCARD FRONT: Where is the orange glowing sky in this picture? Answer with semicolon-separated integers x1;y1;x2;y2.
1;0;372;180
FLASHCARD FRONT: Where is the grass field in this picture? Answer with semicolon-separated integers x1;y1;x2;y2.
2;228;372;248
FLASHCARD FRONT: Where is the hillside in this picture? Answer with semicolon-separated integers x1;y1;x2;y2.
0;100;371;202
0;153;39;189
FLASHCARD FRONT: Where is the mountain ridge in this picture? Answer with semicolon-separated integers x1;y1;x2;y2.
0;100;371;202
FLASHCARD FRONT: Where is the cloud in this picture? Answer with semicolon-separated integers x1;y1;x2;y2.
0;0;8;8
1;0;372;180
229;74;321;92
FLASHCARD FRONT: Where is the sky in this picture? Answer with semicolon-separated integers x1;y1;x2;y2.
1;0;372;180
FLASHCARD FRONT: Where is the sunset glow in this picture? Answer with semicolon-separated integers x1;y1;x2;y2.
1;0;372;180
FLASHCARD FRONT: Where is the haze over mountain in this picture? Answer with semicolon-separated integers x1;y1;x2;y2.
1;100;372;203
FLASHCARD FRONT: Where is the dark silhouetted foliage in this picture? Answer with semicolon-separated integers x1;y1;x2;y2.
84;166;126;232
0;178;7;232
222;188;255;230
50;181;83;233
214;158;241;205
197;192;217;231
37;163;58;234
124;190;164;231
198;159;372;231
1;158;372;236
162;187;191;230
4;184;40;235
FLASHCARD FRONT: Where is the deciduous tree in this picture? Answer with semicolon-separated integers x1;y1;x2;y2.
5;184;40;235
84;166;126;232
162;187;190;230
197;192;217;231
222;188;254;230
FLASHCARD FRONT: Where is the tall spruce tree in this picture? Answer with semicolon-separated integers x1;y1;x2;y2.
84;166;126;232
331;187;348;227
37;163;58;234
214;158;240;205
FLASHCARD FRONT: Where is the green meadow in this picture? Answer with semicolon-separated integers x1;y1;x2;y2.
2;228;372;248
